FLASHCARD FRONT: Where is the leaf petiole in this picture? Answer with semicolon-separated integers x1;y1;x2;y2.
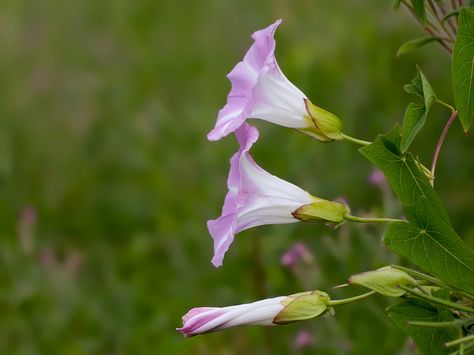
399;285;474;314
437;99;456;112
392;265;474;302
445;334;474;348
407;318;474;328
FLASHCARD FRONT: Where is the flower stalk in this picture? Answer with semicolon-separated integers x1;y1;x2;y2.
327;291;376;306
344;214;402;224
340;133;371;146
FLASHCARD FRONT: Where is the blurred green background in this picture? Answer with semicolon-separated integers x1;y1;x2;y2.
0;0;473;354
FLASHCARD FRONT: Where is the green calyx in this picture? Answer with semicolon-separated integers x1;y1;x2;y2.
349;266;417;297
298;99;344;141
273;290;332;325
292;198;349;228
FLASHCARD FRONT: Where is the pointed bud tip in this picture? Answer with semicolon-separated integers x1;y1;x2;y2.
206;131;219;141
176;327;191;337
211;259;223;268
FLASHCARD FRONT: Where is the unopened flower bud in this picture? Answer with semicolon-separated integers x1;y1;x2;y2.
292;199;349;228
178;296;286;337
178;291;332;337
349;266;417;297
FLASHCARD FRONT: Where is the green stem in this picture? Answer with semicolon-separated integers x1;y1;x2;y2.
392;265;474;302
450;343;473;355
392;265;448;287
344;214;402;224
341;133;371;146
431;110;458;182
399;285;474;314
437;99;456;112
401;0;452;53
328;291;376;306
445;334;474;348
408;319;474;328
427;0;455;42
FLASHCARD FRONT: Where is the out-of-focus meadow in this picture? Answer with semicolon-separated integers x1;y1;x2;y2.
0;0;473;354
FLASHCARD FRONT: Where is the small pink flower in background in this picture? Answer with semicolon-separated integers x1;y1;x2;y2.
40;247;56;268
207;123;332;267
18;206;37;254
21;206;37;225
294;330;314;348
64;250;83;275
369;169;387;187
208;20;343;142
177;296;286;337
281;242;314;267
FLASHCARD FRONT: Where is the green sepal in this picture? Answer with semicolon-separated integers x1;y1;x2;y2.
299;116;334;142
301;99;344;141
292;199;349;228
274;291;331;325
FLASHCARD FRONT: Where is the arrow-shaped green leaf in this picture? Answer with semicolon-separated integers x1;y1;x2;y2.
383;198;474;295
360;126;448;220
401;68;437;152
387;299;457;355
397;36;439;57
400;103;426;153
360;127;474;294
452;7;474;133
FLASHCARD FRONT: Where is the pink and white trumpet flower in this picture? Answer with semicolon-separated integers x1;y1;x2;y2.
207;20;343;143
207;123;348;267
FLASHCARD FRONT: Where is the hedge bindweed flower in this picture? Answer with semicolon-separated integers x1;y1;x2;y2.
207;20;343;142
177;291;331;337
208;123;348;267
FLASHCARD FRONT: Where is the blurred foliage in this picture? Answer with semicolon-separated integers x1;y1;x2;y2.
0;0;473;354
